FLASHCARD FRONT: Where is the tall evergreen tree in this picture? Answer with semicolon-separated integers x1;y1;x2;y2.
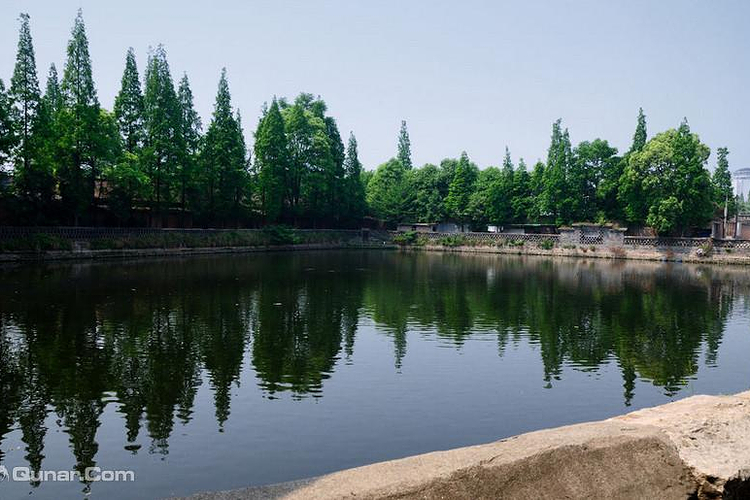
9;12;55;219
59;9;107;223
0;80;13;166
343;132;366;221
200;69;248;225
43;65;63;116
445;151;478;227
542;119;574;224
397;120;412;170
254;99;288;222
177;73;202;216
9;13;41;177
143;45;182;222
712;147;733;218
113;48;144;154
324;116;346;222
630;108;647;153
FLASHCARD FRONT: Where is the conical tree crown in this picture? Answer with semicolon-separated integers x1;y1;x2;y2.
61;9;98;109
630;108;647;153
10;12;41;131
114;48;144;153
397;120;412;169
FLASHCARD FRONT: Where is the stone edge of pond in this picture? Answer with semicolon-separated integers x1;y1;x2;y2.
401;243;750;266
0;243;398;262
173;391;750;500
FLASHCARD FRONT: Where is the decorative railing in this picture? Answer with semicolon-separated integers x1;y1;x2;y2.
713;239;750;250
402;231;560;244
623;237;709;248
0;226;365;240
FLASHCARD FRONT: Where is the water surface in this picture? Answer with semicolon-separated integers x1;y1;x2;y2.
0;251;749;499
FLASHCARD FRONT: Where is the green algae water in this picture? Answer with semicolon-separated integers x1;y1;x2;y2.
1;251;749;499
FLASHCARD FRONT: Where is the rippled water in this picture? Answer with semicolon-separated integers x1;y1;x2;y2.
0;251;749;499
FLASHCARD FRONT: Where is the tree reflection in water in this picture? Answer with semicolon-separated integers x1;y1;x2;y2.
0;251;744;481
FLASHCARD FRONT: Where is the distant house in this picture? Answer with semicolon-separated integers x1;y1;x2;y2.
396;222;437;233
437;222;469;233
396;222;470;233
496;224;558;235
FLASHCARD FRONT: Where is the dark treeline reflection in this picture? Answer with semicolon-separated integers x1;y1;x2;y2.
0;251;746;480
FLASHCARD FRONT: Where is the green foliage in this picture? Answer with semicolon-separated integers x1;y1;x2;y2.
342;133;367;223
199;69;249;224
0;13;727;237
630;108;647;153
392;230;419;245
0;79;13;165
0;234;72;252
712;147;734;216
445;152;478;223
397;120;412;170
142;45;182;216
538;239;555;250
619;120;713;235
438;235;468;247
366;158;406;224
255;99;288;222
260;225;300;245
113;48;144;153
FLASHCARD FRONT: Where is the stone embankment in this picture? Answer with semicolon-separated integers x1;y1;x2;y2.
180;391;750;500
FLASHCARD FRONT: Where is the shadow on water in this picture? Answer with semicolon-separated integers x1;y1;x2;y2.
0;250;748;494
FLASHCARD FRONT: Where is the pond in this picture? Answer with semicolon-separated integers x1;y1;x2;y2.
0;250;749;499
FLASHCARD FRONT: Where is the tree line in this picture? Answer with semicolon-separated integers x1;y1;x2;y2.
367;110;734;235
0;11;366;227
0;11;735;233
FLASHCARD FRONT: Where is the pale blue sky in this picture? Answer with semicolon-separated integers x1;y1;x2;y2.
1;0;748;170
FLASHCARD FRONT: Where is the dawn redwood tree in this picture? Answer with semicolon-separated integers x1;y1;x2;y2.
397;120;412;170
143;45;182;223
43;65;63;116
324;116;346;223
177;73;202;217
542;119;574;224
445;151;478;228
254;99;289;223
59;9;113;223
573;139;618;222
712;147;733;215
200;69;248;225
343;132;366;222
630;108;647;154
113;48;145;154
469;166;501;225
0;80;13;166
10;13;55;219
511;158;532;223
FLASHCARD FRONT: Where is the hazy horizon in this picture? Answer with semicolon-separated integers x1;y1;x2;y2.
1;0;748;171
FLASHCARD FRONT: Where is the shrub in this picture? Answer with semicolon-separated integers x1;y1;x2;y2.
0;234;72;252
697;240;713;258
260;225;300;245
392;231;419;246
438;235;467;247
538;239;555;250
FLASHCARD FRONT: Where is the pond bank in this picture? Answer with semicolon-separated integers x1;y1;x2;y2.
399;242;750;266
0;242;395;262
177;391;750;500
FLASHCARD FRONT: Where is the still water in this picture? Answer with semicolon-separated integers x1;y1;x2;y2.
0;250;749;499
